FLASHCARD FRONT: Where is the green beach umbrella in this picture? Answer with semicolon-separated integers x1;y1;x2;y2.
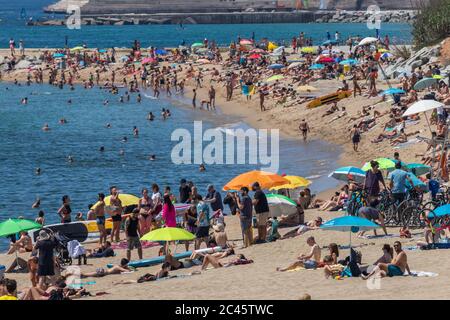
191;43;204;48
362;158;397;171
140;227;195;242
266;75;284;82
0;218;42;238
266;194;298;217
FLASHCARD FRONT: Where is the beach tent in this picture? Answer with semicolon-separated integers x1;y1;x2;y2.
266;194;298;217
273;46;285;55
329;166;366;184
266;75;284;82
362;158;397;171
357;37;378;46
223;170;289;191
413;78;438;91
269;175;311;190
406;163;431;176
104;194;139;207
402;100;445;117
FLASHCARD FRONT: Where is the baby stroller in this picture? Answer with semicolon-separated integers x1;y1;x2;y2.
48;230;73;266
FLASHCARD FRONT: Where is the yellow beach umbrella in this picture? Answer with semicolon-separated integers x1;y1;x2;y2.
104;194;140;207
297;85;318;92
70;46;85;52
377;48;389;53
140;227;195;241
266;75;284;82
270;175;311;190
223;170;289;191
268;42;278;52
301;47;316;54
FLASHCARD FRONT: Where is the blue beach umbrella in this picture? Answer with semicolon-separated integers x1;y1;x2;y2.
406;163;431;176
309;64;325;70
428;204;450;219
322;39;338;46
414;77;438;91
53;53;65;58
321;215;380;257
155;49;168;55
268;63;284;70
382;88;405;95
339;59;358;66
329;166;366;184
98;49;107;53
405;172;427;192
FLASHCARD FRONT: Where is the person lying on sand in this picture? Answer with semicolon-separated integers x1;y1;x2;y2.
201;253;253;270
189;247;235;262
65;258;130;279
280;217;323;240
277;236;321;271
114;262;171;285
361;241;411;279
19;276;89;300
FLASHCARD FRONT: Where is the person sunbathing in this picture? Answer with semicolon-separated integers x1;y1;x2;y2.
189;247;235;262
20;277;88;300
66;258;130;278
7;231;33;254
280;217;323;239
390;129;408;146
361;241;411;279
114;262;171;285
371;129;398;143
277;236;321;271
323;255;345;279
202;253;253;270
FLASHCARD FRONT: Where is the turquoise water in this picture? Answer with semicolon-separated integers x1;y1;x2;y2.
0;0;413;48
0;83;340;250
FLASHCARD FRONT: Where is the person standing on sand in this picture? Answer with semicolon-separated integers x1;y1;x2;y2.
208;85;216;110
9;38;15;56
234;187;253;248
93;193;107;246
259;87;266;111
124;210;143;261
252;182;270;243
34;230;57;289
299;119;310;142
352;73;362;97
364;161;387;202
192;89;197;108
108;186;123;243
350;124;361;152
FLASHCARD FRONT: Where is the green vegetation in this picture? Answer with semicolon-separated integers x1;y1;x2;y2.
412;0;450;48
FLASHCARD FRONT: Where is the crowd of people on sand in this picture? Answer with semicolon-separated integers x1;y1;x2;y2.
1;31;449;299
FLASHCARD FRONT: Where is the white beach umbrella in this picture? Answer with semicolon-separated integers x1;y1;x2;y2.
357;37;378;46
403;100;445;117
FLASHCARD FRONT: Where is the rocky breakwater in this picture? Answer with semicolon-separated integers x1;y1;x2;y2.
315;10;417;23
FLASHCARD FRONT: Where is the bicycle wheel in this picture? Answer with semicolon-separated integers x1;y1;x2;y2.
399;205;413;228
383;203;396;226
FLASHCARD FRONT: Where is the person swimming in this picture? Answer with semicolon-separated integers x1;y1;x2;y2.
42;123;50;131
149;154;156;161
199;164;206;172
67;155;74;163
122;136;128;143
147;112;155;121
99;146;105;152
21;97;28;104
35;167;41;175
119;149;125;156
106;123;111;128
133;126;139;137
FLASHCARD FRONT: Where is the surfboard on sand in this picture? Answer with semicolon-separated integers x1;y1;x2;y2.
306;90;352;109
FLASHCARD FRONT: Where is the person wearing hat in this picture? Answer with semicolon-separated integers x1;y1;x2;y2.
34;230;57;289
212;223;228;248
252;182;270;243
234;187;253;248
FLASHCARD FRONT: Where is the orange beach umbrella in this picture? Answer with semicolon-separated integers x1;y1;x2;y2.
223;170;289;191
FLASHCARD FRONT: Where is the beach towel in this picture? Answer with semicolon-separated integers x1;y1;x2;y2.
364;234;397;239
408;271;438;277
393;138;420;149
68;281;96;289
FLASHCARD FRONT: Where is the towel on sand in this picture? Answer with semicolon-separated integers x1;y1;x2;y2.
409;271;438;277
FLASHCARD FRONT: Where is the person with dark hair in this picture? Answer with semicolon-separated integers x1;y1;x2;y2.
34;230;57;288
35;210;45;225
362;241;411;279
179;179;191;204
93;192;107;245
357;199;388;237
0;278;17;300
125;210;142;261
363;161;386;202
107;186;122;243
67;259;130;278
138;188;153;235
234;187;253;248
162;193;176;228
252;182;270;243
57;195;72;223
388;161;414;205
195;195;210;250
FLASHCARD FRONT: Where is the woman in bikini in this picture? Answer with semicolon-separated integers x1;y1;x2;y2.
107;186;123;243
57;195;72;223
138;188;153;235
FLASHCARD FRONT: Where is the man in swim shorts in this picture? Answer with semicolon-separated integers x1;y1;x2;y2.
362;241;411;279
277;236;321;271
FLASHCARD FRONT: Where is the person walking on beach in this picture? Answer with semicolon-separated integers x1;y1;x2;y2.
352;73;362;97
34;230;57;288
234;187;253;248
259;86;266;111
195;195;210;250
9;38;15;56
204;184;224;216
93;193;107;245
208;85;216;110
350;125;361;152
192;89;197;108
124;210;142;261
19;40;25;56
108;186;123;243
252;182;270;243
299;119;310;142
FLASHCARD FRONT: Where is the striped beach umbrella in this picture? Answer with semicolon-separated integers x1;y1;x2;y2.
329;166;366;183
266;194;298;217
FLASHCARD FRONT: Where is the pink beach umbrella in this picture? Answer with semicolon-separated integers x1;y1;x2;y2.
142;57;156;65
240;39;253;45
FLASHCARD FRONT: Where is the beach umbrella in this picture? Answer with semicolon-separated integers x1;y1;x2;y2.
223;170;289;191
297;85;318;92
268;63;284;70
362;158;397;171
309;64;325;70
270;175;311;190
301;47;316;54
358;37;378;46
413;78;438;91
104;194;140;207
267;42;278;51
70;46;84;52
433;75;443;80
0;218;42;238
248;53;261;60
428;204;450;219
266;75;284;82
155;49;168;55
402;100;445;117
377;48;389;53
320;216;380;254
288;62;303;69
52;53;65;58
250;48;266;54
329;166;366;184
142;57;156;65
266;194;298;217
318;56;335;63
140;227;195;242
381;88;405;95
339;59;358;66
322;40;338;46
406;163;431;176
405;172;427;191
191;42;204;48
381;52;393;59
